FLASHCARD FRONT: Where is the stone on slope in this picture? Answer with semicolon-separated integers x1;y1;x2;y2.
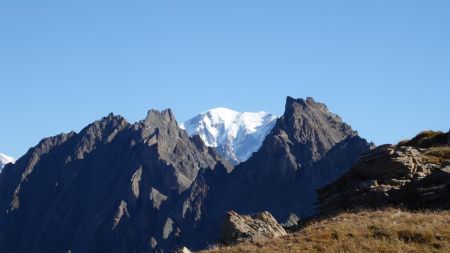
220;210;287;245
175;246;192;253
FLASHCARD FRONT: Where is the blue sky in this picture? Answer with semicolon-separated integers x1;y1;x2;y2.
1;0;449;158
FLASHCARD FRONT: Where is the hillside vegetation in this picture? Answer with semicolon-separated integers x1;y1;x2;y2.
201;209;450;253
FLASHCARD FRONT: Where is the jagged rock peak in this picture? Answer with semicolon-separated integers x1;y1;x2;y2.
286;95;318;106
144;109;177;126
138;109;181;140
282;96;355;136
283;96;356;146
240;96;362;180
78;113;128;139
74;113;129;159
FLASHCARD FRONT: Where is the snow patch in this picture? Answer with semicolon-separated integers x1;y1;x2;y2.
0;153;15;171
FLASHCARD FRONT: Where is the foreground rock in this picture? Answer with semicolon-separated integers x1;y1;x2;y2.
318;130;450;214
175;246;192;253
220;211;287;245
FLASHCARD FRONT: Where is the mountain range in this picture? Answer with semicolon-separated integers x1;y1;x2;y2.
0;96;372;253
180;107;277;165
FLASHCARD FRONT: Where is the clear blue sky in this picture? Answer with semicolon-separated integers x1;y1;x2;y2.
1;1;449;158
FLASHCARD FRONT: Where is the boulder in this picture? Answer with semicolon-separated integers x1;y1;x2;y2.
220;211;287;245
175;247;192;253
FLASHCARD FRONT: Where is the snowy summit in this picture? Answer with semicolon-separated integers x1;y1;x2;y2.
0;153;15;171
181;107;278;165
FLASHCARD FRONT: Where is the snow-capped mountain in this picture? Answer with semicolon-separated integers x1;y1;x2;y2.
0;153;15;171
180;107;278;165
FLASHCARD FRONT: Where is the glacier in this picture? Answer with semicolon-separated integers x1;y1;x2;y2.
180;107;277;165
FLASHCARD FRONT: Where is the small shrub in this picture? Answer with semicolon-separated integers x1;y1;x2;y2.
397;229;432;244
369;225;393;239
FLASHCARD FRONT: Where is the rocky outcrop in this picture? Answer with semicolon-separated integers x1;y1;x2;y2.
220;211;287;245
318;131;450;214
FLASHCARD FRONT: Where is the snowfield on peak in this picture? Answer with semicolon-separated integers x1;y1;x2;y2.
0;153;15;171
180;107;278;164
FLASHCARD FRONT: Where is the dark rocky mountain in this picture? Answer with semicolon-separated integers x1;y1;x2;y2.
0;97;372;253
182;97;372;249
318;130;450;215
0;110;226;253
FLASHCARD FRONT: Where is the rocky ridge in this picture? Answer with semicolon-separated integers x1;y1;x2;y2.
318;130;450;214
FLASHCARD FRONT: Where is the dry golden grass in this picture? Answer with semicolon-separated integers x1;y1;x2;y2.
424;146;450;159
399;130;448;149
200;209;450;253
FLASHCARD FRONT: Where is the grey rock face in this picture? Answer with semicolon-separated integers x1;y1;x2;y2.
150;187;168;210
281;213;300;228
220;210;287;245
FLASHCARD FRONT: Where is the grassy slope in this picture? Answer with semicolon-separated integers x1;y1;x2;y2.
200;209;450;253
